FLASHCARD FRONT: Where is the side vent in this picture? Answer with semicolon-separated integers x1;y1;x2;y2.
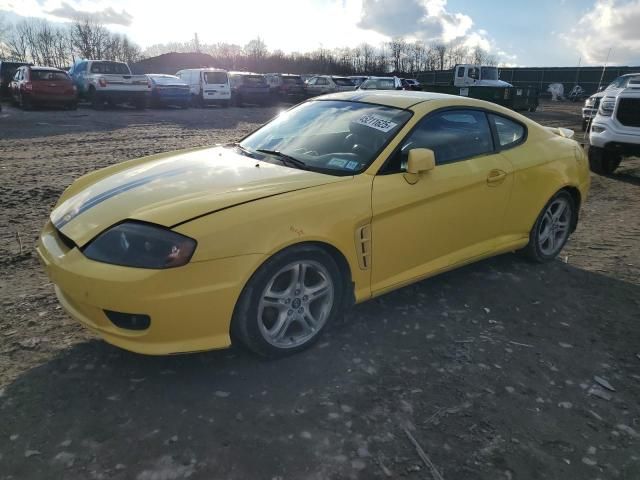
355;225;372;270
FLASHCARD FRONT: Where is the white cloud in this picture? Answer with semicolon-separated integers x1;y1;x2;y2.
560;0;640;65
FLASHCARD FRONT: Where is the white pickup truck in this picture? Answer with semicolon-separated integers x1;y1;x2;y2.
69;60;149;109
588;76;640;174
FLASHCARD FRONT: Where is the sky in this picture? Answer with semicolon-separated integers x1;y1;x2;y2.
1;0;639;66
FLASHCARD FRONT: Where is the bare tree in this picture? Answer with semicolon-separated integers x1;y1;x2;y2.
432;42;447;71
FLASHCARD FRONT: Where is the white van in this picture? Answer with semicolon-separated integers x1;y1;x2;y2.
175;68;231;107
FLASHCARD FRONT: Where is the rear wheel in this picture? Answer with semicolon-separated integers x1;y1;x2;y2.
231;245;345;357
19;94;32;110
521;190;575;263
588;146;621;174
89;88;103;110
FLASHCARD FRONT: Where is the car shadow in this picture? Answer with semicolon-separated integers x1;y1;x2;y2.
1;254;639;479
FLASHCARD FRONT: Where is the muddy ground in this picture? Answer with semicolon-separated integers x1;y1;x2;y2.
0;99;639;480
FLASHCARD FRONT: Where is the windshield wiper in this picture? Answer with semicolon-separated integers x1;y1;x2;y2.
225;142;259;159
255;149;308;170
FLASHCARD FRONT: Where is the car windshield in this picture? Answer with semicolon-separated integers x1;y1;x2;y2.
31;70;69;81
204;71;227;84
90;62;130;74
481;67;499;81
242;75;266;85
240;100;412;175
333;78;355;86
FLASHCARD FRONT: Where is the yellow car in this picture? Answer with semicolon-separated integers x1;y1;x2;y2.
37;92;590;357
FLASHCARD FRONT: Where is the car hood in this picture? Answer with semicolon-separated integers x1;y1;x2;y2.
51;146;348;246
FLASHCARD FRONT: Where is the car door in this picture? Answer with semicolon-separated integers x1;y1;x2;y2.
370;109;514;294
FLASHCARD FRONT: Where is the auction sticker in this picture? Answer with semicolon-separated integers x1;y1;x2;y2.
328;158;348;168
356;114;397;132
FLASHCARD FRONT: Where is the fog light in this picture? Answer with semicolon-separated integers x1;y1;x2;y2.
591;125;606;133
104;310;150;330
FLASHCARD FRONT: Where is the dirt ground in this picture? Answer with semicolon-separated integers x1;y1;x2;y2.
0;99;639;480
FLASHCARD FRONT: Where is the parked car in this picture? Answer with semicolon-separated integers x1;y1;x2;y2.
147;74;190;108
0;60;30;98
358;76;403;90
265;73;306;103
349;76;369;87
68;60;149;109
588;77;640;174
10;65;77;110
175;68;231;107
305;76;356;96
228;72;270;106
582;73;640;130
38;91;589;358
402;78;421;90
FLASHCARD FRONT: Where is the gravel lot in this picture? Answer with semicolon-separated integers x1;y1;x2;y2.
0;99;639;480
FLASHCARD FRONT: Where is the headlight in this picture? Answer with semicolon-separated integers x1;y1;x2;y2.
83;221;196;269
584;97;595;107
598;98;615;116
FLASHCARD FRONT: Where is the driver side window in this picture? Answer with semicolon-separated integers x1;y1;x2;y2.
383;109;494;173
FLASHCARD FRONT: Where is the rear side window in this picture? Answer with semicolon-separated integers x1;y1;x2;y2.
333;78;354;86
489;114;525;149
90;62;129;74
378;79;395;89
400;109;493;165
204;71;227;84
31;70;69;81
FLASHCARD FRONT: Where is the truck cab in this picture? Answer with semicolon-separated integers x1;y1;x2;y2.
453;65;512;88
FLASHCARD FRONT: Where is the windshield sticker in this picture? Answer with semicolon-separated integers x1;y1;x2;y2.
345;161;359;170
356;114;398;132
328;158;348;168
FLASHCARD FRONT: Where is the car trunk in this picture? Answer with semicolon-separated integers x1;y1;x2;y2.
30;71;74;96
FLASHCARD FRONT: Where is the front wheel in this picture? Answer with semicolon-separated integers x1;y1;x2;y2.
231;245;345;357
588;146;621;174
521;190;575;263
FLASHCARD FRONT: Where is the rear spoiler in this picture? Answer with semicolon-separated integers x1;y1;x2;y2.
545;126;575;139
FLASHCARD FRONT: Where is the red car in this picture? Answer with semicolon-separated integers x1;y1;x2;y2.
10;66;77;110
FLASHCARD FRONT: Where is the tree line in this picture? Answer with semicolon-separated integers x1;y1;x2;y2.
144;35;498;75
0;13;497;74
0;16;141;68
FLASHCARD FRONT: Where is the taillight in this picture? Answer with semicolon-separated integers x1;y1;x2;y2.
98;78;107;87
24;82;33;91
72;85;77;92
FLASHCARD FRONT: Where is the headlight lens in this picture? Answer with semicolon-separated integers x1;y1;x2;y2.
83;222;196;269
584;97;595;107
598;98;615;116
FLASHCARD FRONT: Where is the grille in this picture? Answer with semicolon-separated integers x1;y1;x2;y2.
617;98;640;127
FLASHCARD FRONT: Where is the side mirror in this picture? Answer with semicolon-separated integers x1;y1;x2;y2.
404;148;435;184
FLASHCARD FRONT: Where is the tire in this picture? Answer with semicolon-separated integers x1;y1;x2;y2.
231;245;346;357
588;146;621;175
89;88;103;110
66;101;78;111
133;98;147;110
19;94;32;110
528;103;538;112
221;100;229;108
521;190;575;263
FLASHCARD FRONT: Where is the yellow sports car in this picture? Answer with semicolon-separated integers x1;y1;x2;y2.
37;91;590;357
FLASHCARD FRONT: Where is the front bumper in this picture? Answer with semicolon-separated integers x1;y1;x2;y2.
589;122;640;152
36;221;264;355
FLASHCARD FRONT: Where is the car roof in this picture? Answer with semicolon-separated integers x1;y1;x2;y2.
320;90;459;109
27;66;64;71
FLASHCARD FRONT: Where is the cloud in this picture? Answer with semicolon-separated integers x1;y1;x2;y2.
358;0;477;43
47;1;133;26
560;0;640;65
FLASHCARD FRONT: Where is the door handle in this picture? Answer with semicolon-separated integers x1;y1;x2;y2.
487;169;507;185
